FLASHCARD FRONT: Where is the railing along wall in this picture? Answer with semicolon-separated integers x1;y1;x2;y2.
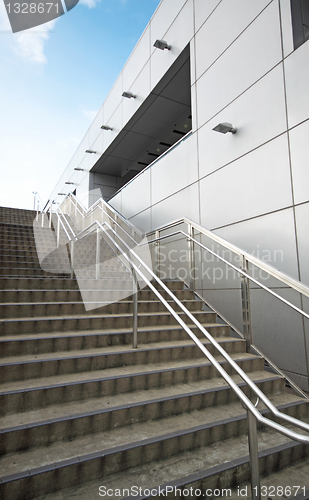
35;193;309;500
146;218;309;397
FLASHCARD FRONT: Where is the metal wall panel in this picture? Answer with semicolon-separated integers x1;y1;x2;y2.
198;64;287;178
75;134;90;167
190;37;196;86
151;183;200;230
214;208;299;280
76;174;90;208
285;40;309;128
150;0;188;54
196;1;282;127
294;202;309;285
289;120;309;205
198;233;243;291
151;133;198;205
128;209;152;233
191;82;198;132
90;134;104;165
250;288;307;378
193;0;221;32
121;168;151;220
200;288;243;333
103;74;123;123
109;192;122;215
150;0;194;90
302;297;309;391
123;26;151;91
88;106;104;147
123;63;151;127
279;0;294;57
280;370;308;392
199;134;293;229
195;0;272;81
102;104;123;153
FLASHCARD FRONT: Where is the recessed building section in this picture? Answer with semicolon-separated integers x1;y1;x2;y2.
90;44;191;188
291;0;309;49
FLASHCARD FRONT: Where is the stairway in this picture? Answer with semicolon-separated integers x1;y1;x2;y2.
0;206;308;500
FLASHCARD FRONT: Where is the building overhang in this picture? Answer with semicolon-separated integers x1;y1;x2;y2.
90;45;191;185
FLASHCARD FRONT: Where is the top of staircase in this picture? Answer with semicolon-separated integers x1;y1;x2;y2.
0;206;37;227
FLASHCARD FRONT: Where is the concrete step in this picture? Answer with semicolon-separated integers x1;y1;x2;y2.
0;267;70;277
0;376;293;458
0;310;218;335
215;459;309;500
0;354;261;416
0;356;266;418
0;324;231;357
0;277;183;291
0;299;204;318
30;444;309;500
0;337;246;382
0;288;194;303
0;396;307;500
1;208;307;500
0;277;80;291
0;256;40;264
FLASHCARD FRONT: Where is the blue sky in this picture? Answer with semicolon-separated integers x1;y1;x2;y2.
0;0;161;210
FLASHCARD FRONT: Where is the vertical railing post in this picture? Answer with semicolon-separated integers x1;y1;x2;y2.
96;228;100;280
36;201;39;221
187;224;195;290
155;230;160;278
49;205;52;228
41;212;44;228
57;217;60;248
70;240;74;279
132;267;138;348
247;410;261;500
240;256;252;353
188;224;195;290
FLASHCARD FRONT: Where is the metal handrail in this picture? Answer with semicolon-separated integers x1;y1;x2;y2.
32;191;44;218
63;192;143;237
54;210;72;246
47;197;309;500
57;207;76;238
63;213;309;438
65;216;309;443
144;230;309;323
147;217;309;299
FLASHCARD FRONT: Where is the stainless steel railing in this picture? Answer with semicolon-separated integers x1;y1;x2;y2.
36;193;309;499
146;218;309;399
70;217;309;500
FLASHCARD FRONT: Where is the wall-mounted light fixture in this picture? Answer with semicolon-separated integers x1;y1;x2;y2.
85;149;97;154
74;168;88;172
58;193;66;196
212;122;237;134
65;182;76;185
122;91;136;99
101;125;113;131
154;39;171;50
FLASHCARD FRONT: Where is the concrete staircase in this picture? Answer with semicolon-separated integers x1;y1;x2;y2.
0;206;308;500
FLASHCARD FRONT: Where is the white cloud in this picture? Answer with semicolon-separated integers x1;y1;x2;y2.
0;1;55;64
80;0;100;9
81;107;98;121
14;21;55;64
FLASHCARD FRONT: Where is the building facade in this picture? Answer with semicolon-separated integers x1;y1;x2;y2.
49;0;309;389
